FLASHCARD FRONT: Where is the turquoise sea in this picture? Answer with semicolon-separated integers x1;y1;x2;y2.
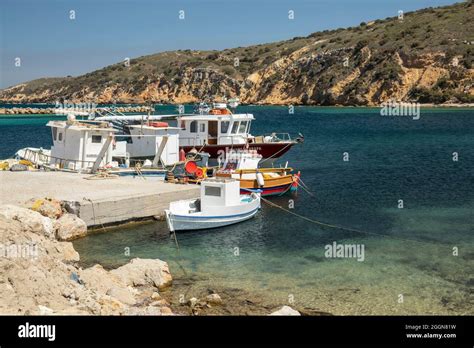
1;106;473;315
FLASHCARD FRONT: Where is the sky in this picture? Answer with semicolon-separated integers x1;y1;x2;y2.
0;0;461;88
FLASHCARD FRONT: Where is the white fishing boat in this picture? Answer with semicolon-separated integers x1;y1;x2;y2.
92;101;304;165
165;178;261;232
14;118;118;172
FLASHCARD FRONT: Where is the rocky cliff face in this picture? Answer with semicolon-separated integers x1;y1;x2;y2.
1;2;473;105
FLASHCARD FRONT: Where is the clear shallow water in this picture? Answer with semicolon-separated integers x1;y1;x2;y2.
1;106;473;314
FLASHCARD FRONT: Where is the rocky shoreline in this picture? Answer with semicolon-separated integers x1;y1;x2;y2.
0;103;472;116
0;106;153;115
0;201;174;315
0;198;308;316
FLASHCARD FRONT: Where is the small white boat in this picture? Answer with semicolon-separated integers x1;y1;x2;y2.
165;178;261;232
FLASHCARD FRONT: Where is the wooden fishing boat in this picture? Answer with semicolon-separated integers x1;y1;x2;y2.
216;152;300;197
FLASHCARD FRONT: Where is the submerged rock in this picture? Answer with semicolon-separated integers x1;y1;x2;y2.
205;293;223;305
270;306;301;316
187;297;198;308
55;213;87;241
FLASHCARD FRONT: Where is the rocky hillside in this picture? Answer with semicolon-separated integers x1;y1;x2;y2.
1;1;473;105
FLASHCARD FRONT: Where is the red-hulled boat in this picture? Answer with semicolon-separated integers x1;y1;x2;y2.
177;101;303;165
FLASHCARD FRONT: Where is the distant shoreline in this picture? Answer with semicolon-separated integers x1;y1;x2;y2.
0;103;472;116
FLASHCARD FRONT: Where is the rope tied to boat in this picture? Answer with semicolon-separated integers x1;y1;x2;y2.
259;196;449;247
258;142;293;165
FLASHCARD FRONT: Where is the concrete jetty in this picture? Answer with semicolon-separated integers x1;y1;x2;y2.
0;171;199;227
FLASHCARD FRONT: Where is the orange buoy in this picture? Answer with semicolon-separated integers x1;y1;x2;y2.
185;161;198;174
195;167;204;178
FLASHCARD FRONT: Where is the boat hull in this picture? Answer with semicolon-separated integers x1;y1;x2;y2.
240;184;292;197
180;142;294;165
217;172;297;197
166;206;259;231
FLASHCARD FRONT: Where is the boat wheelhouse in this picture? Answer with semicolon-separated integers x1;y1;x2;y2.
177;113;253;147
123;124;180;166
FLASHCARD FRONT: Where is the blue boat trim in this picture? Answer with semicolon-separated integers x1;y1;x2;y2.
172;206;260;219
241;184;292;196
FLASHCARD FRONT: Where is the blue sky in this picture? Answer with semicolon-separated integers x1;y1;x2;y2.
0;0;460;88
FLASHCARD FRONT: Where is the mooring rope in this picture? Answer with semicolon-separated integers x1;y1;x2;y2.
259;195;447;247
258;142;293;165
296;180;315;197
297;176;313;192
172;231;180;250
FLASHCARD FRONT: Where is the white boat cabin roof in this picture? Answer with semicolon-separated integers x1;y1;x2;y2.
46;120;117;133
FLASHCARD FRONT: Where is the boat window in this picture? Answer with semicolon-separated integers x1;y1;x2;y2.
221;121;230;134
52;128;57;141
58;132;63;141
91;135;102;143
205;186;221;197
238;121;248;134
231;122;239;134
200;123;205;132
190;121;197;133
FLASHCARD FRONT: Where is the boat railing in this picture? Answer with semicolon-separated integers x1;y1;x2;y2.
22;148;97;172
179;135;248;146
261;133;293;143
236;167;293;174
179;133;293;146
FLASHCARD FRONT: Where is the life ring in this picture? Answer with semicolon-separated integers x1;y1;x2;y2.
185;161;198;174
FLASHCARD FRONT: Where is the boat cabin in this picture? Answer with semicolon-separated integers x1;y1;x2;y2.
125;124;180;166
177;112;254;147
47;120;117;171
200;178;241;210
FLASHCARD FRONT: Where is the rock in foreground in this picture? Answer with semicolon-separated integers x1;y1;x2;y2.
55;213;87;241
111;258;173;290
0;204;173;315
